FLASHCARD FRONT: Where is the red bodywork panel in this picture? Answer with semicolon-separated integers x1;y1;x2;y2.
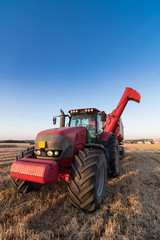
58;158;73;168
10;158;59;184
10;127;86;184
38;127;86;155
101;132;111;142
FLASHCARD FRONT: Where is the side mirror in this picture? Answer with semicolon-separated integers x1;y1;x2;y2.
101;112;107;121
53;117;57;125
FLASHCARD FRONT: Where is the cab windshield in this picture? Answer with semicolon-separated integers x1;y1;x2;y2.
70;114;96;128
70;114;96;141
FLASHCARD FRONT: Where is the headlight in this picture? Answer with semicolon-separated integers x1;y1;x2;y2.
54;150;59;156
36;150;41;156
47;151;53;157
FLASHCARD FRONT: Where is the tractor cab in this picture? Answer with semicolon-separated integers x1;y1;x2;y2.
69;108;106;143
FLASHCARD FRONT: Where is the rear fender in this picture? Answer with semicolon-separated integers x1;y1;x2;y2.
101;132;112;143
84;143;108;162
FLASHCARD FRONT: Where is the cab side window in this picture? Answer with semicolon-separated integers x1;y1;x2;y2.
97;115;103;133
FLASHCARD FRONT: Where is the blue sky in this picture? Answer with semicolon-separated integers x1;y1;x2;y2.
0;0;160;140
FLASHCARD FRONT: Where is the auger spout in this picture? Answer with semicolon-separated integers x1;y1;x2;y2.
104;87;141;134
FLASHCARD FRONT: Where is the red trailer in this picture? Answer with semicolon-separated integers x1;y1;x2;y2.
10;87;141;212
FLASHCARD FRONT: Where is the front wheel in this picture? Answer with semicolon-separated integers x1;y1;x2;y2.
10;177;42;194
68;148;107;212
119;146;125;159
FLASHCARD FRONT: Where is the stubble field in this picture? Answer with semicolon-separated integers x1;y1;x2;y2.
0;143;160;239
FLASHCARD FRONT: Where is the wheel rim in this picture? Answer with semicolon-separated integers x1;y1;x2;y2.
96;163;105;197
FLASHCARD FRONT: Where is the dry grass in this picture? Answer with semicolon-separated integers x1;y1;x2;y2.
0;144;160;239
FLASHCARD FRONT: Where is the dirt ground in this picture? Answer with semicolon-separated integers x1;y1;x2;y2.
0;144;160;240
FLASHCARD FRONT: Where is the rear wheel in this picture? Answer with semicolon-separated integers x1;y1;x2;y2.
119;146;125;159
108;135;120;177
68;148;107;212
10;177;42;194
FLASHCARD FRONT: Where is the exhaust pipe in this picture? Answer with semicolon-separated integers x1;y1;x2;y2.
60;109;65;127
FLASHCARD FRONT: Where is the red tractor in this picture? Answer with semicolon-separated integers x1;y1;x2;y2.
10;87;141;212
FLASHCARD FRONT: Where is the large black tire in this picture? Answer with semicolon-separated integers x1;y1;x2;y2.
68;148;107;212
10;147;42;194
108;135;120;177
119;146;125;159
15;147;35;161
10;177;42;194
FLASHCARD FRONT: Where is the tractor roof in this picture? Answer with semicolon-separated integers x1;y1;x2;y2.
68;108;100;114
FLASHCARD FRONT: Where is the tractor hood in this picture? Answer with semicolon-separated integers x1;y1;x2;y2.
35;127;86;161
37;127;86;143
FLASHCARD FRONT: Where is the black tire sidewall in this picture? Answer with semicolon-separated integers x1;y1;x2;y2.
68;148;107;212
94;151;107;207
108;135;120;177
115;138;120;176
